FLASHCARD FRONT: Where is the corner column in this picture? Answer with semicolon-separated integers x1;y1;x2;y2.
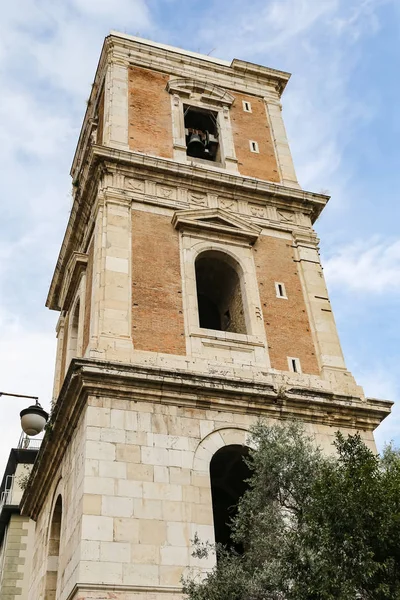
103;57;129;150
293;232;363;395
264;96;300;189
90;187;134;362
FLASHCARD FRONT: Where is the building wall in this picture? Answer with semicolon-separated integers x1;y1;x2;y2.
230;92;280;182
0;516;35;600
128;66;173;158
28;414;86;600
131;210;186;355
254;233;320;374
75;393;376;596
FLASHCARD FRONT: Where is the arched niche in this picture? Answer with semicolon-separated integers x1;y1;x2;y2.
44;495;63;600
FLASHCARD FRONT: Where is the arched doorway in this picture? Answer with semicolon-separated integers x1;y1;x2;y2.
210;445;251;553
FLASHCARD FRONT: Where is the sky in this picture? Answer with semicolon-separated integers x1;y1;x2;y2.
0;0;399;476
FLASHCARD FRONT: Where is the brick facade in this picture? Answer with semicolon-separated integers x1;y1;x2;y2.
131;210;186;355
128;66;173;158
254;234;320;375
230;92;280;182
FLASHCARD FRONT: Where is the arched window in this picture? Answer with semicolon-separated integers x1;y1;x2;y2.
210;445;251;553
195;251;247;334
45;495;62;600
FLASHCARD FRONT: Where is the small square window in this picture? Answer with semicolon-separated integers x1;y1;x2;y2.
249;140;259;153
242;100;252;113
275;282;287;299
288;357;301;374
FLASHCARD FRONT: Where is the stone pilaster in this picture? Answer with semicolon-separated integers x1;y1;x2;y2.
264;97;300;188
103;59;129;150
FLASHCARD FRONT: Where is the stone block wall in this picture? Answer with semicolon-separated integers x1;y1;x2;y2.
0;516;35;600
28;415;86;600
76;393;376;595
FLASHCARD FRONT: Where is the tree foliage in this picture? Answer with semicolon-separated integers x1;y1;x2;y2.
183;422;400;600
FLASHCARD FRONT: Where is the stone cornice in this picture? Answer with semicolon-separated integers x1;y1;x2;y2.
66;583;182;600
47;145;329;311
108;32;291;95
21;359;392;521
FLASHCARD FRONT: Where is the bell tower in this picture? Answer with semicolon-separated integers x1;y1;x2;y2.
21;33;391;600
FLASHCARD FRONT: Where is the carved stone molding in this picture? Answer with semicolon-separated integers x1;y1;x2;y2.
172;207;261;244
166;78;235;106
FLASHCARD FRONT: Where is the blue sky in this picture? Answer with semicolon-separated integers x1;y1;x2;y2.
0;0;399;474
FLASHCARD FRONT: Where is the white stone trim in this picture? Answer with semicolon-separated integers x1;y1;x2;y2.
167;80;238;173
192;427;252;472
179;230;270;367
264;98;300;188
103;61;129;150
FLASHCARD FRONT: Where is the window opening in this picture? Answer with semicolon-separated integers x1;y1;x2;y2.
210;445;251;554
195;251;247;334
275;282;287;299
184;105;219;162
288;357;301;373
242;100;252;113
249;140;259;153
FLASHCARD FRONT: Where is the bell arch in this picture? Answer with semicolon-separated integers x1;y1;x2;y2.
195;250;247;334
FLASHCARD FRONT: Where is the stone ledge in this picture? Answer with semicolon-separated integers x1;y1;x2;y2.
21;358;392;521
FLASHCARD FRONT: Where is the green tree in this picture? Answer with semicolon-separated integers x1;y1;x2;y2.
183;422;400;600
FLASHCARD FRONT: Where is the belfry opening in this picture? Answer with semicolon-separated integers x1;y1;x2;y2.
195;251;247;334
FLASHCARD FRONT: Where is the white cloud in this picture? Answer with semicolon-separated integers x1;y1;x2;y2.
324;238;400;293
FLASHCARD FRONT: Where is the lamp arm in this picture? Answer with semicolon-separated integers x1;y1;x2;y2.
0;392;39;403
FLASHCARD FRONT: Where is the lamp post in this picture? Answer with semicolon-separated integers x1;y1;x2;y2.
0;392;49;436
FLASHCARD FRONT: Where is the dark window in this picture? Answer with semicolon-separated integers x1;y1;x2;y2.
195;251;247;334
184;105;219;162
210;445;251;553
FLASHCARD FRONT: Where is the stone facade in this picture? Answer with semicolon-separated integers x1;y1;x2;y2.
19;32;391;600
0;447;37;600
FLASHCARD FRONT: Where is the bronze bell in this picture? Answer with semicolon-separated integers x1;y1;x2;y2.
187;133;204;157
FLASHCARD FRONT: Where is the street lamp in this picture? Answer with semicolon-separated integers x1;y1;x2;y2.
0;392;49;436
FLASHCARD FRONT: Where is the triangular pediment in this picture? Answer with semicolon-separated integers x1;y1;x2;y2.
172;208;261;244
